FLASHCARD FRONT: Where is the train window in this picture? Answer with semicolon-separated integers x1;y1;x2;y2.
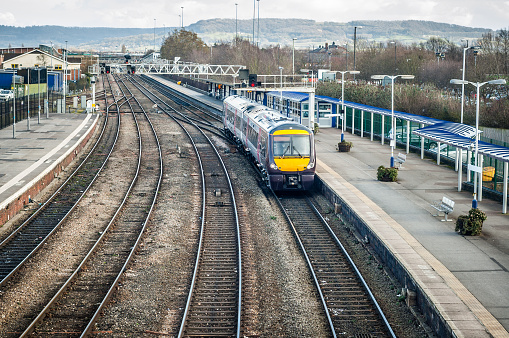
260;135;267;157
273;135;310;157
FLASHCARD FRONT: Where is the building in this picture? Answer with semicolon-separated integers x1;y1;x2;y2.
1;49;82;82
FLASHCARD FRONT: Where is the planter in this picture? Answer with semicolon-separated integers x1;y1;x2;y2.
377;165;398;182
455;208;487;236
337;142;353;152
338;144;352;152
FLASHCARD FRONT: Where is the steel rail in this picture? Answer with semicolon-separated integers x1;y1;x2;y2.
128;75;242;337
275;192;396;337
0;75;117;288
80;74;163;337
19;74;146;336
306;196;396;338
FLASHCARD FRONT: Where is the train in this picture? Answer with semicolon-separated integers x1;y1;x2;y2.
223;95;315;191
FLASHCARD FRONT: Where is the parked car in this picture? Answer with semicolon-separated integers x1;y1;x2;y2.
0;89;14;101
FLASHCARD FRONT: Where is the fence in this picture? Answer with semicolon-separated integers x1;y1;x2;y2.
344;106;509;201
0;92;64;130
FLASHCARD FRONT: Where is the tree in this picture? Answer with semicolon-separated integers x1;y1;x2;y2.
160;29;208;62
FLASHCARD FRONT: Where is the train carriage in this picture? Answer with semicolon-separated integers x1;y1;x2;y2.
224;95;315;191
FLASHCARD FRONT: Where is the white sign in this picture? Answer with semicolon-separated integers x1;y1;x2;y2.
468;164;483;173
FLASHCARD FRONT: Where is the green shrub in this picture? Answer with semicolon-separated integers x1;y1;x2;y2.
455;208;487;236
377;165;398;182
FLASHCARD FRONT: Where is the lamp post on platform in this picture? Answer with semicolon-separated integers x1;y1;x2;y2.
334;70;359;140
235;3;238;44
371;74;415;168
353;26;362;79
450;78;506;208
292;38;297;75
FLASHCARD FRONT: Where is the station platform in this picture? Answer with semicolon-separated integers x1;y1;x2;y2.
0;112;98;228
315;128;509;337
144;74;224;112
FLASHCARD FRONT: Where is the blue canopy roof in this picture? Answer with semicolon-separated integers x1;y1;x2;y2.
265;91;509;163
266;91;443;125
413;123;509;162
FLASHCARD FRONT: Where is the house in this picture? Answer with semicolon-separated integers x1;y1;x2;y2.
1;49;82;82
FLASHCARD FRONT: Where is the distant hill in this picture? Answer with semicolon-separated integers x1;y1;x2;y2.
189;19;492;47
0;19;492;52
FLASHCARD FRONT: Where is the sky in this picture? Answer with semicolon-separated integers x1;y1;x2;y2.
1;0;508;31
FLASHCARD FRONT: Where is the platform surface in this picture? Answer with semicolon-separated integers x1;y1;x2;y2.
0;112;97;212
315;128;509;337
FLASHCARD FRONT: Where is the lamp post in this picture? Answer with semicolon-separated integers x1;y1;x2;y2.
64;41;67;101
181;7;184;28
292;38;297;75
257;0;260;46
27;68;30;131
390;41;397;74
37;67;41;124
450;78;506;208
12;70;16;139
235;3;238;44
353;26;362;79
456;45;480;178
335;70;359;140
371;74;415;168
252;0;255;44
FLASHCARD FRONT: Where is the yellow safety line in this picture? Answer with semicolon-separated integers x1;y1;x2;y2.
317;159;509;338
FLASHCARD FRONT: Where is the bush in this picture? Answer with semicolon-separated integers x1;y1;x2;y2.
455;208;487;236
377;165;398;182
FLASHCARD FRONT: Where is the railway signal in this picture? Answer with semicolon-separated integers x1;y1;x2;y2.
249;74;257;87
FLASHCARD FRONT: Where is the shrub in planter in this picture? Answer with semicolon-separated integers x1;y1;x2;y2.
455;208;487;236
337;140;353;152
377;165;398;182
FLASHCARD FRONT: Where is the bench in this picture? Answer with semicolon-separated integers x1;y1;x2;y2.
431;196;455;222
395;153;406;168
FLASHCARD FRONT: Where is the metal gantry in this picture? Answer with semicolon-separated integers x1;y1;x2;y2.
101;60;246;76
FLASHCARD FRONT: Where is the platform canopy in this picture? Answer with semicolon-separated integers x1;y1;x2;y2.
413;122;509;163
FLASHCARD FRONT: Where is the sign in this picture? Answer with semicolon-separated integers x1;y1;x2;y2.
468;164;482;174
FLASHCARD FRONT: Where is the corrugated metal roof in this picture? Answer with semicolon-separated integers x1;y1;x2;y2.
413;123;509;162
266;91;443;125
266;91;509;162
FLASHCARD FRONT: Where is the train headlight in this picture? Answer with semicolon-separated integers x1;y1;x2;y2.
307;162;315;169
270;163;278;170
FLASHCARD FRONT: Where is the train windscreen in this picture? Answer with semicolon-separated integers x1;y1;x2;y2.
273;135;310;157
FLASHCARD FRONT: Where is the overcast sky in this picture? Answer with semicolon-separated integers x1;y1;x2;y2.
1;0;508;30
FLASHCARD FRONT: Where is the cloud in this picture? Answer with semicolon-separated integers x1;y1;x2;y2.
0;12;16;26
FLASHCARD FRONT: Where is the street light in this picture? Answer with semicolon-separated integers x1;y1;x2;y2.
292;38;297;75
390;41;397;74
335;70;359;141
371;74;415;168
450;78;506;208
460;46;481;124
235;3;238;44
181;7;184;28
257;0;260;46
353;26;362;79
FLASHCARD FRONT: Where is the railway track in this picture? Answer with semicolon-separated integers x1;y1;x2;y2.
0;76;118;288
15;74;162;336
128;75;242;337
277;193;396;338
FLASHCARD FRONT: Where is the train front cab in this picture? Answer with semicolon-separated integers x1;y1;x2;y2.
267;129;315;191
